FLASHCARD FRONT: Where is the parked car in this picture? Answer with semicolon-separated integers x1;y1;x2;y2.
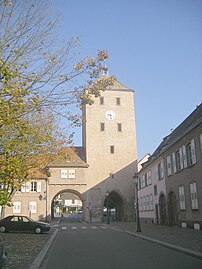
0;215;50;234
0;237;7;267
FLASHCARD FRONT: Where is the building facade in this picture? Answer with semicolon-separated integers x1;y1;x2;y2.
3;76;138;222
138;104;202;229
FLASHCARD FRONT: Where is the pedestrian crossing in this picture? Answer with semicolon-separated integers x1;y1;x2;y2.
52;224;108;230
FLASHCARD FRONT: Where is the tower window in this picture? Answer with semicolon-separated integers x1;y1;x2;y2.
110;145;115;154
116;97;121;105
100;96;104;105
117;123;122;132
100;122;105;131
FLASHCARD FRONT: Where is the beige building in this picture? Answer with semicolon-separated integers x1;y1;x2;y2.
137;104;202;229
4;76;138;222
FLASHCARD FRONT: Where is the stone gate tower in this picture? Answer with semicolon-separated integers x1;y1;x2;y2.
82;75;138;221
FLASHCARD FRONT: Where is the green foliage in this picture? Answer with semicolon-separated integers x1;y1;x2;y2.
0;0;113;207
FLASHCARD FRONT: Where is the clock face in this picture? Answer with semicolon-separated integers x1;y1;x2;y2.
105;110;116;120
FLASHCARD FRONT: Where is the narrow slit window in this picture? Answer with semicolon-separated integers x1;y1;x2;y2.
100;96;104;105
117;123;122;132
110;145;115;154
116;97;121;105
100;122;105;131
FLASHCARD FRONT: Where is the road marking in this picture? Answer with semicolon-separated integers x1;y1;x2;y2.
61;227;67;230
71;226;77;229
81;226;87;229
100;226;107;229
91;226;97;229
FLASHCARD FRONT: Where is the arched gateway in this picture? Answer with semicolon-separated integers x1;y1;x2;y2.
4;76;138;223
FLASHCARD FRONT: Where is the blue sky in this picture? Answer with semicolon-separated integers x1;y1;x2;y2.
52;0;202;159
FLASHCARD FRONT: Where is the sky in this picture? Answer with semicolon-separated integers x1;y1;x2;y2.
51;0;202;160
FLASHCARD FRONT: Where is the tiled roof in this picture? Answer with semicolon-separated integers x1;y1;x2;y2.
48;147;88;168
141;103;202;169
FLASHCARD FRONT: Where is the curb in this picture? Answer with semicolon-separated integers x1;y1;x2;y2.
28;228;58;269
106;225;202;260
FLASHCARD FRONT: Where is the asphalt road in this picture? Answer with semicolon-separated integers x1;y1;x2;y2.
40;219;202;269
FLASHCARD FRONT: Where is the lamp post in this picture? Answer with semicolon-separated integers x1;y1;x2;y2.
106;190;110;224
134;174;141;232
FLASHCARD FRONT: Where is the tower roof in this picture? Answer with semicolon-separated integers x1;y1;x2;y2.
99;74;133;92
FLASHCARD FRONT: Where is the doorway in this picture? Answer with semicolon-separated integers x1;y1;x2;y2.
103;191;124;221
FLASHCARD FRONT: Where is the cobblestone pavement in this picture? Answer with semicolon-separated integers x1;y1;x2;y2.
106;221;202;254
0;230;53;269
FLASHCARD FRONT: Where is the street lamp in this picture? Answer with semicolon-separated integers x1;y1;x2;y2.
106;190;110;224
133;174;141;232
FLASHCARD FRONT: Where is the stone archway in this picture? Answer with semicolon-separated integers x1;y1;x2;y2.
51;189;85;221
159;193;167;225
168;191;178;226
103;191;124;221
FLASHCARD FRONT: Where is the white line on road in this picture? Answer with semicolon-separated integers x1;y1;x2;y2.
61;227;67;230
71;226;77;229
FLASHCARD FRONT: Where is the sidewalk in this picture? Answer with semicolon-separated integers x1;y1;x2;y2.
105;221;202;259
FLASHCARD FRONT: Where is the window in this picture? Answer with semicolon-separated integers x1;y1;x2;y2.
69;170;76;179
100;122;105;131
140;198;143;211
146;195;149;211
143;196;146;211
21;182;30;192
61;169;68;179
31;182;37;192
13;202;21;214
150;194;154;210
142;175;145;188
190;182;198;210
110;145;115;154
157;162;164;180
187;140;196;166
116;97;121;105
29;201;37;214
167;155;172;176
176;149;183;171
144;173;147;186
182;145;187;168
117;123;122;132
179;186;186;210
100;96;104;105
200;134;202;156
147;170;152;185
154;185;157;196
172;152;177;173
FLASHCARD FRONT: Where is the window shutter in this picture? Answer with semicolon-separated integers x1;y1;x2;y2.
182;145;187;168
161;162;164;178
191;139;196;164
37;182;41;193
26;182;30;192
21;184;26;192
179;147;184;169
172;153;177;173
200;134;202;154
167;156;172;176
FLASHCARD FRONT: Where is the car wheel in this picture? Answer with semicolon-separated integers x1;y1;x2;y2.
0;226;6;233
35;227;42;234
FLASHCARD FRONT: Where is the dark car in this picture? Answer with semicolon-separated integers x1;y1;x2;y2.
0;215;50;234
0;237;7;267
